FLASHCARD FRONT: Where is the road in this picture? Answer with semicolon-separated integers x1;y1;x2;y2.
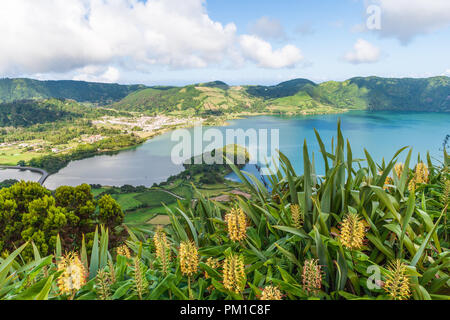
153;188;186;200
0;166;50;185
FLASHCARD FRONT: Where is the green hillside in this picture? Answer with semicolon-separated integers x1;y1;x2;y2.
1;76;448;114
112;76;450;115
347;76;450;111
0;78;146;104
113;83;266;116
246;78;316;99
0;98;128;127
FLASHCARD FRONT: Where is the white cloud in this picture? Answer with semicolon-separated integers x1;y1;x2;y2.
0;0;305;80
239;35;303;69
73;66;120;83
370;0;450;44
249;16;286;40
344;39;381;64
445;69;450;76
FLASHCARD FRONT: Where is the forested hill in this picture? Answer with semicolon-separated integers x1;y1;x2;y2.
112;76;450;114
347;76;450;111
1;76;449;113
0;78;146;104
0;98;129;127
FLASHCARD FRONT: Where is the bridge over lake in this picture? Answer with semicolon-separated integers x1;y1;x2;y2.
0;166;50;185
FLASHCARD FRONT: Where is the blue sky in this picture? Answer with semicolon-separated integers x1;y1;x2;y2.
1;0;449;85
192;0;450;84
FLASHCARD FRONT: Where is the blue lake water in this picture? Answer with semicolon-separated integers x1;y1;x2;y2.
8;110;447;189
0;169;41;183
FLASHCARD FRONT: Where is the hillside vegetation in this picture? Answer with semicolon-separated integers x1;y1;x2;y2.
1;76;448;115
0;98;144;170
0;98;129;127
112;82;266;116
0;76;448;174
113;76;450;114
0;78;145;104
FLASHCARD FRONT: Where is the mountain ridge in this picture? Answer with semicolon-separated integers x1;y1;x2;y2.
112;76;450;114
0;76;448;113
0;78;146;104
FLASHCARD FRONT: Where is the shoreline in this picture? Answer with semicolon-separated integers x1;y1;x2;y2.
0;108;352;181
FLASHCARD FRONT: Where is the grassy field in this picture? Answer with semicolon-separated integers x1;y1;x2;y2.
91;187;107;197
111;193;143;211
93;175;246;226
123;207;155;225
134;190;177;207
93;187;181;225
0;146;45;165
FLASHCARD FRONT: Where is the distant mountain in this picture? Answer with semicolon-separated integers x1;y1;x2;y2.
246;78;316;99
198;81;230;90
1;76;449;113
347;76;450;111
0;78;146;104
113;76;450;114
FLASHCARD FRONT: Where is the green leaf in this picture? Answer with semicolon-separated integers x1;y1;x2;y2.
303;140;312;213
199;262;222;281
273;226;310;239
367;233;395;260
149;274;174;300
400;192;415;258
274;243;301;267
371;186;401;223
99;227;109;270
55;234;62;259
176;207;198;246
410;210;444;267
81;234;88;269
0;242;28;284
313;227;331;284
34;275;54;300
112;282;133;300
89;226;99;280
12;274;54;300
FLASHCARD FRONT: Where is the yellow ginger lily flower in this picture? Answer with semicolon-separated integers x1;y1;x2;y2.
223;254;246;294
225;208;248;242
339;212;366;250
57;252;88;295
384;260;411;300
290;204;303;228
302;259;322;295
260;286;283;300
179;241;199;277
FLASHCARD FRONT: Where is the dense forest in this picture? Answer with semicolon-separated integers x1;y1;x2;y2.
0;78;146;104
0;98;130;127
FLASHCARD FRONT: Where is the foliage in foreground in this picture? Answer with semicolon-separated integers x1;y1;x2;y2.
0;123;448;300
0;183;124;260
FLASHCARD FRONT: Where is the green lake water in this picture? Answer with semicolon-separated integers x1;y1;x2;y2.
15;110;447;189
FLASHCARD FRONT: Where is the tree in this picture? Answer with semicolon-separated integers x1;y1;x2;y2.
98;194;124;227
0;181;124;261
